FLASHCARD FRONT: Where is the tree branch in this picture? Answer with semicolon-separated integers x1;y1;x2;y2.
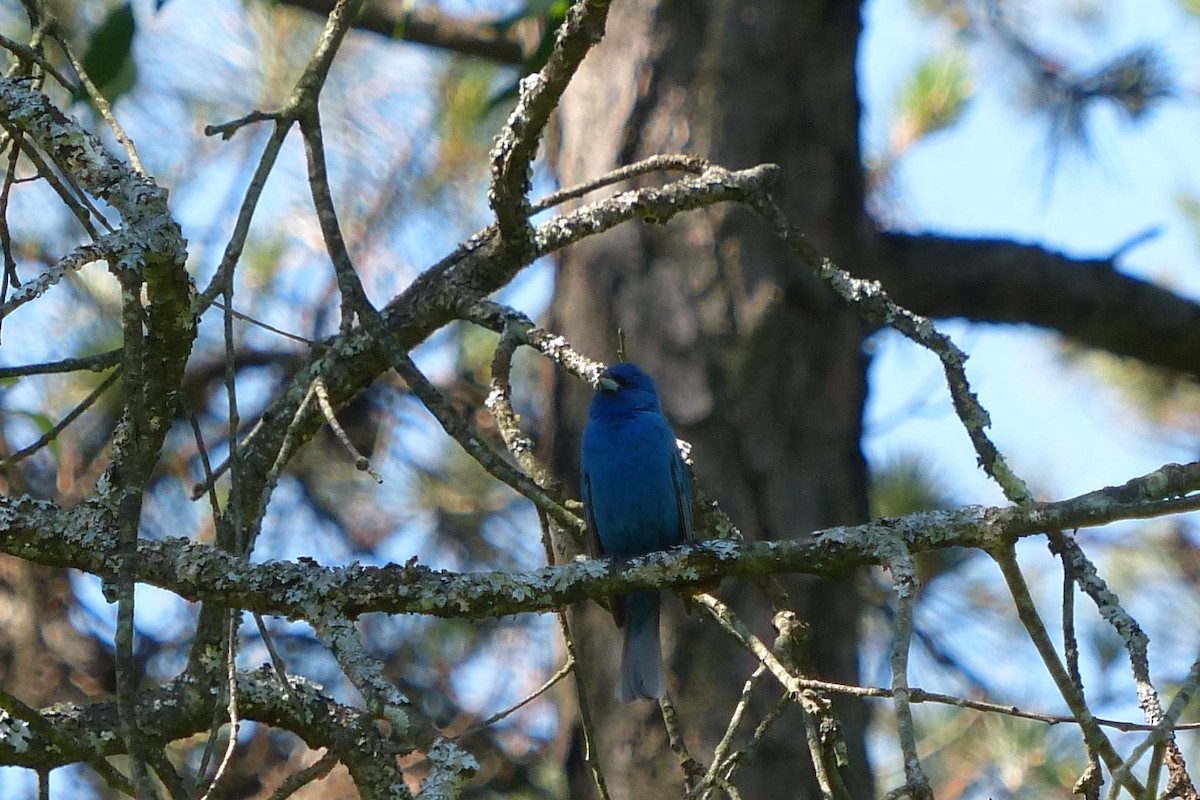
280;0;526;65
878;233;1200;378
488;0;612;258
0;669;415;798
224;162;778;548
3;460;1199;624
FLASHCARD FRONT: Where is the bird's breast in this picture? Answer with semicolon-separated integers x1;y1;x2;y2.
582;414;684;558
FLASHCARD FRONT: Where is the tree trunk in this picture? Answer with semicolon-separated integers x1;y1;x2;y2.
548;1;877;797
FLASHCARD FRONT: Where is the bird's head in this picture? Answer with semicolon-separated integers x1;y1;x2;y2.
590;362;663;415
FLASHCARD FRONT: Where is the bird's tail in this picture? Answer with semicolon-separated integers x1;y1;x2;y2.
619;592;664;703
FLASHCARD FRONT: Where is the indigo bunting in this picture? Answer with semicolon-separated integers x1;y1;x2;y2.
581;362;694;702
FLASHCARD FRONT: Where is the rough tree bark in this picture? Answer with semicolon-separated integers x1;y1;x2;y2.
549;2;877;797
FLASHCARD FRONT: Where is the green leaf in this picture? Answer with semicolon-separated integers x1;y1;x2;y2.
895;50;973;148
79;3;137;104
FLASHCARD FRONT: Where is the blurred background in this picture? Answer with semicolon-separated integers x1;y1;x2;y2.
1;0;1199;797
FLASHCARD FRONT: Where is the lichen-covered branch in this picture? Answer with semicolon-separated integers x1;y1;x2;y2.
1;68;195;798
488;0;613;254
2;460;1198;626
749;191;1031;506
1047;529;1198;796
882;547;932;800
0;668;414;799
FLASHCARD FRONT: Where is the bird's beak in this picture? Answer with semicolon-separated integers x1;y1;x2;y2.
597;375;619;392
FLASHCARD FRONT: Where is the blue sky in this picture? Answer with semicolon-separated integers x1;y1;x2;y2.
857;1;1200;787
860;0;1200;506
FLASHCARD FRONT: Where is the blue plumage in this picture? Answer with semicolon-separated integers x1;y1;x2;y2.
581;362;694;702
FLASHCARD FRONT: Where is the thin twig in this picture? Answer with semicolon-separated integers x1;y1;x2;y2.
540;510;610;800
0;348;122;378
531;154;711;214
0;31;74;89
991;544;1145;797
209;299;317;346
457;656;575;738
1046;528;1196;796
0;128;23;340
1143;743;1166;800
189;416;265;501
221;326;242;550
187;406;222;523
1;367;120;466
266;749;341;800
253;614;301;709
697;663;767;799
47;22;145;176
195;120;290;309
1060;535;1102;796
204;110;280;141
721;693;790;791
395;352;582;533
800;700;839;800
313;376;381;482
749;193;1033;506
255;381;320;521
770;607;849;800
1108;647;1200;800
695;593;851;800
198;612;241;800
297;110;363;332
884;547;932;800
659;693;705;792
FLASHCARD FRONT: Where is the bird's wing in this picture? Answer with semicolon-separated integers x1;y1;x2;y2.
670;448;695;543
582;467;623;626
580;469;605;558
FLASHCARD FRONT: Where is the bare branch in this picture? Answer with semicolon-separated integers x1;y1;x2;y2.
1;367;119;466
992;544;1144;797
751;193;1033;505
5;455;1197;637
0;348;121;378
882;547;931;800
281;0;527;65
879;233;1200;380
489;0;613;255
0;669;415;796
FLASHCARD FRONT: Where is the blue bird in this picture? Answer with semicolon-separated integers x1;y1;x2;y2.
581;362;694;702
